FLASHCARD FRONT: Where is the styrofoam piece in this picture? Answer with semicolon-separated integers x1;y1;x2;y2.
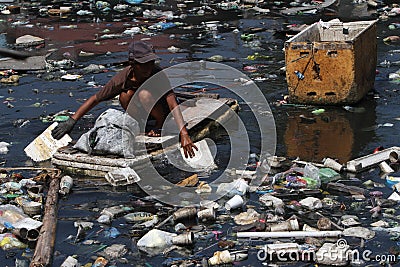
105;167;141;186
379;161;394;173
346;146;400;173
180;139;215;170
388;192;400;201
24;122;72;162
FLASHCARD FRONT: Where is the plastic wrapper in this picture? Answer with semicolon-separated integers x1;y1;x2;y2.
0;235;28;250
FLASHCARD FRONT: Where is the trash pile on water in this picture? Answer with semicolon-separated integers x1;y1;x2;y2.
0;0;399;266
0;170;60;264
42;147;400;266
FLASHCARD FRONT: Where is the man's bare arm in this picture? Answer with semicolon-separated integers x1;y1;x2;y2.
71;95;100;121
165;92;197;158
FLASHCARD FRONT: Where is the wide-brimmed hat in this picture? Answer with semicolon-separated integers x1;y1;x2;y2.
128;41;159;63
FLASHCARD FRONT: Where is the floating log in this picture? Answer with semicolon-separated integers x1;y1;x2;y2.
30;171;61;267
0;47;31;59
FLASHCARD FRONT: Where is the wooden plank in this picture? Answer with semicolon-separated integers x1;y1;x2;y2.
174;91;220;99
183;98;226;128
137;98;229;145
0;55;46;71
57;166;109;178
135;134;176;145
191;100;239;141
52;156;151;172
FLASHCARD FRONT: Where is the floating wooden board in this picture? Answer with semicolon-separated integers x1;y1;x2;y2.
136;98;231;146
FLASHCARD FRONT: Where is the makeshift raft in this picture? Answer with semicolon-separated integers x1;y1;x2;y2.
285;20;377;105
51;96;239;178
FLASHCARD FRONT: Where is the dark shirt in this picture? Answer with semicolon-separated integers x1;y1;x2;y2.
95;64;173;125
95;64;168;101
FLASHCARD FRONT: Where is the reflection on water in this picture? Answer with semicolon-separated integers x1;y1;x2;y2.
285;111;355;163
284;99;377;163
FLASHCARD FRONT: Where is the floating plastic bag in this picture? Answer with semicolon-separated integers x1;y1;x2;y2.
216;178;249;197
74;109;139;157
303;163;321;189
0;234;28;250
137;229;176;248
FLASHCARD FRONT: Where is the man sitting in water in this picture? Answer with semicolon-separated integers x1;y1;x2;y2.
52;41;197;158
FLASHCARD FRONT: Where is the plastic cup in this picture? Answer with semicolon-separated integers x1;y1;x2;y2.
323;158;343;172
379;161;394;173
197;208;216;220
224;195;244;211
173;207;197;221
269;218;299;232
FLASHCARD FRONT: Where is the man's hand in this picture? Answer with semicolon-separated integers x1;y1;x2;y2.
181;133;198;158
52;117;76;140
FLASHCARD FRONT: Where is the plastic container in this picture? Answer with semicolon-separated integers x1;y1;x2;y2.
22;201;42;216
225;195;244;211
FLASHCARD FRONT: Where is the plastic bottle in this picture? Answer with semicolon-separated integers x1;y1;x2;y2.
294;70;305;80
59;176;73;195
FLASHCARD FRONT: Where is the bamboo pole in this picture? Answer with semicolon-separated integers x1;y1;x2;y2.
30;171;61;267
